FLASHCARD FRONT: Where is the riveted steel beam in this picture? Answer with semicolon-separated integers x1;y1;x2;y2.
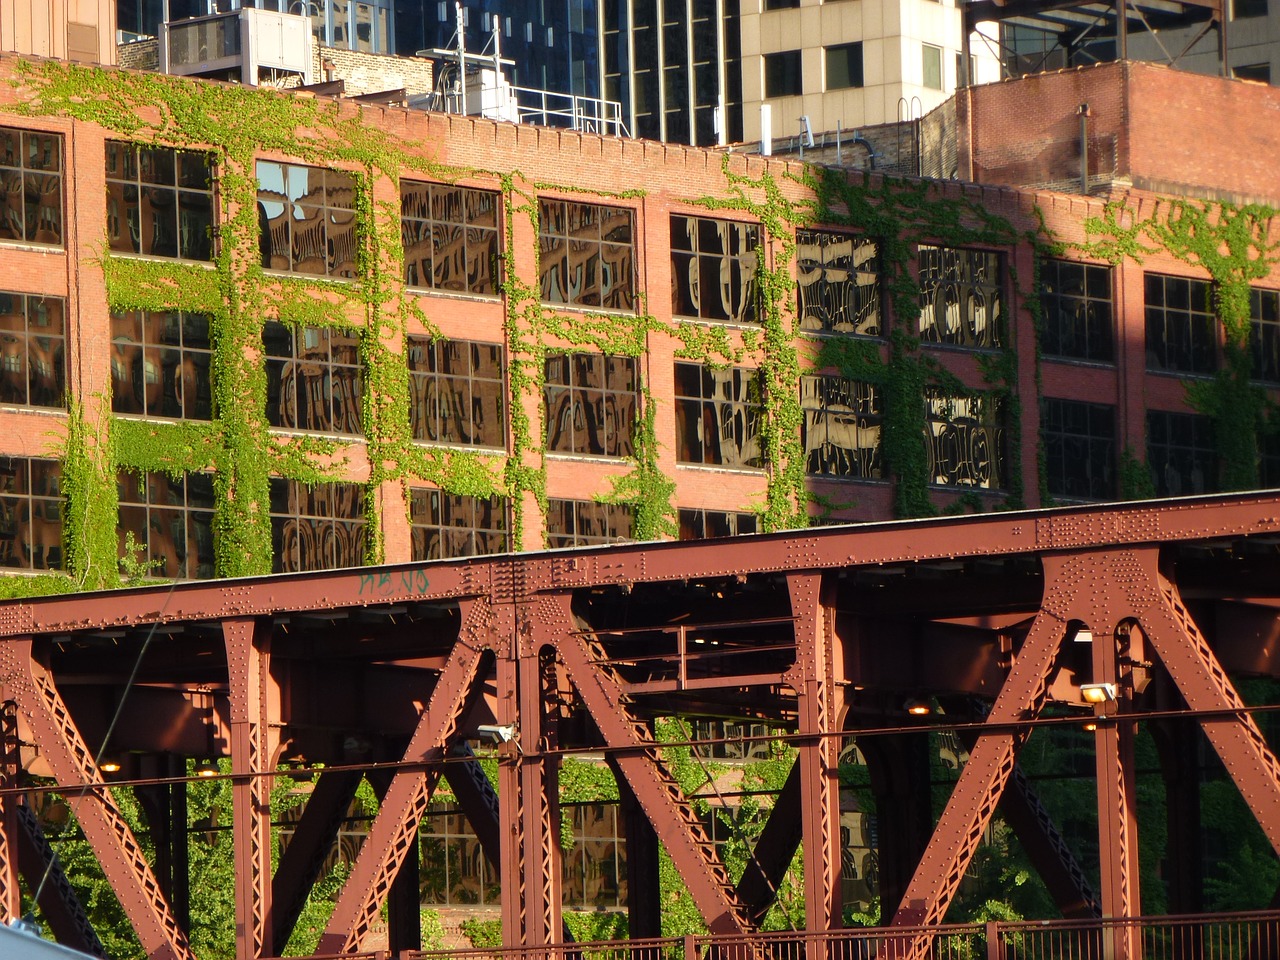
15;802;106;956
318;598;496;953
0;700;17;923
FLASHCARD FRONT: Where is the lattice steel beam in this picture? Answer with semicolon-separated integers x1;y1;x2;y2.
15;803;106;956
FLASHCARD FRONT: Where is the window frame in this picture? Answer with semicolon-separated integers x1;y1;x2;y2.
1146;409;1218;497
924;388;1007;490
408;336;506;449
917;245;1004;349
1144;272;1217;376
543;352;639;459
117;469;216;580
1040;397;1117;502
1039;259;1114;363
110;310;213;421
264;321;363;435
409;488;510;560
1249;286;1280;384
764;50;803;99
922;43;944;90
800;374;884;481
825;42;864;90
106;139;215;262
0;456;62;572
674;361;765;470
401;180;502;296
537;197;636;311
0;126;64;248
671;214;761;325
796;229;881;336
269;477;367;573
546;498;633;548
678;507;759;540
0;291;66;409
256;159;358;279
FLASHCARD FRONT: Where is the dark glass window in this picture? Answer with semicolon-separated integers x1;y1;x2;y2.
918;246;1004;349
0;292;65;408
544;353;638;457
1261;431;1280;489
264;322;362;434
106;141;213;261
546;498;633;547
801;376;883;480
826;42;864;89
1145;273;1217;375
270;478;367;572
1232;0;1267;19
678;508;758;539
409;489;509;560
674;362;764;469
764;50;802;98
672;215;760;324
1249;287;1280;383
117;470;215;579
111;311;212;420
1039;259;1114;362
256;160;357;278
0;458;61;571
1147;410;1217;497
401;181;500;295
0;127;63;247
764;0;800;8
925;389;1007;490
796;230;880;336
538;199;635;310
1040;398;1116;501
408;337;505;448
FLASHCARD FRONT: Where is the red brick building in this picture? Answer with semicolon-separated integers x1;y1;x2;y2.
0;54;1274;586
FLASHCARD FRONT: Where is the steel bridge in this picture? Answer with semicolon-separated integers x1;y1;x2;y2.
3;493;1280;960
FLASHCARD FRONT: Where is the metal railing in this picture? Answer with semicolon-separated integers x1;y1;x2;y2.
509;85;629;138
277;910;1280;960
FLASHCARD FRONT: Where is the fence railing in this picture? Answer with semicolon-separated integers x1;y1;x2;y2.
302;910;1280;960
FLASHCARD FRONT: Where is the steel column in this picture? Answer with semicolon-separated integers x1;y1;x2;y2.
736;758;803;924
787;572;842;931
318;597;495;953
891;553;1081;930
555;595;751;936
0;637;192;960
0;700;18;922
225;618;273;960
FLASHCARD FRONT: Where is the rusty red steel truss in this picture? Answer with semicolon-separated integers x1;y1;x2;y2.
2;493;1280;958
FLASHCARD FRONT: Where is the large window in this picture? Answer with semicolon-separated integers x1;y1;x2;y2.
796;230;880;336
0;126;62;247
304;0;393;53
1039;259;1113;362
408;337;505;448
1040;398;1116;501
764;50;802;98
1147;410;1217;497
410;489;508;560
922;43;943;90
546;498;633;548
0;292;65;408
801;376;883;480
1262;431;1280;489
1250;287;1280;383
264;323;362;435
1145;273;1216;375
117;470;215;580
538;199;635;310
270;478;366;572
672;215;760;324
925;390;1006;490
106;141;213;261
544;353;638;458
826;42;864;89
0;457;61;571
918;246;1003;349
402;182;501;296
111;311;212;420
257;161;357;278
674;362;764;469
678;508;758;540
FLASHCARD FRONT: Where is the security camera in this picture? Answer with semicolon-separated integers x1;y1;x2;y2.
476;724;516;744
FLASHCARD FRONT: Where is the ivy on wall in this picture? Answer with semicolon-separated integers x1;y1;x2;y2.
1077;199;1279;491
4;57;1046;596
